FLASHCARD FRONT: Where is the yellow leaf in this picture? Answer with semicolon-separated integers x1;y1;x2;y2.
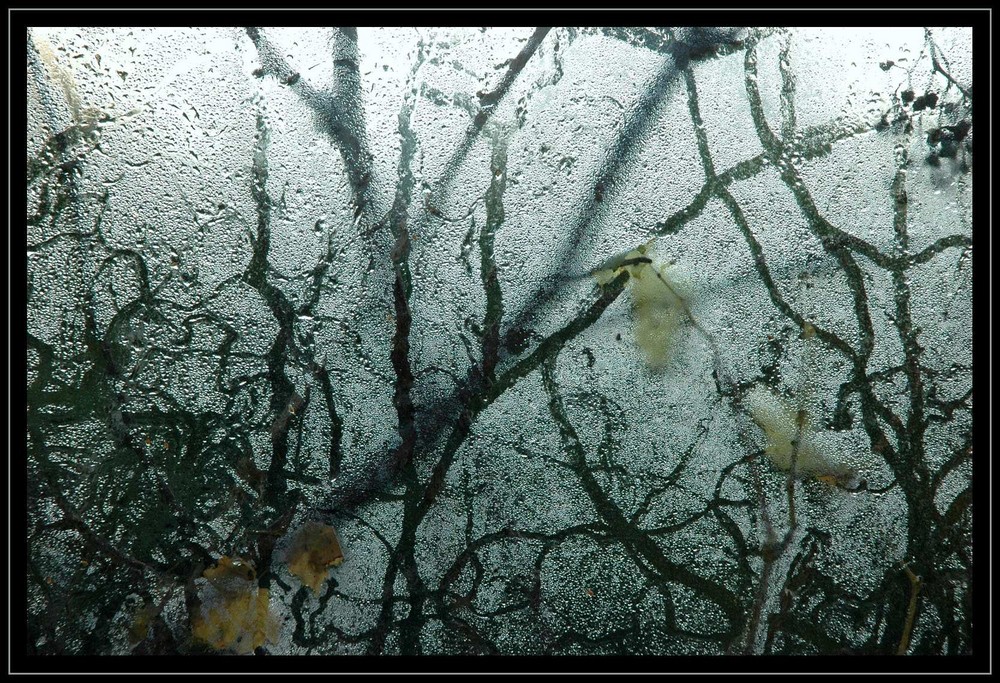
593;244;687;370
744;386;854;484
629;262;684;370
190;556;276;654
286;521;344;594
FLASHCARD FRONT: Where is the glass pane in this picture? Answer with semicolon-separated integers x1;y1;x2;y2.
26;25;973;656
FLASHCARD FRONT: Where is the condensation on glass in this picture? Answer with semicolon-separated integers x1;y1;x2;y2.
26;26;973;656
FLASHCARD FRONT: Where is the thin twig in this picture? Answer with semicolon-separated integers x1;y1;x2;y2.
896;562;923;655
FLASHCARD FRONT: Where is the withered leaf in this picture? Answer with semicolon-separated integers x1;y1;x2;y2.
286;521;344;594
190;556;278;654
127;601;161;650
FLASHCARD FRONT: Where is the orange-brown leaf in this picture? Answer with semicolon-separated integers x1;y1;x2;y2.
190;556;277;654
286;521;344;594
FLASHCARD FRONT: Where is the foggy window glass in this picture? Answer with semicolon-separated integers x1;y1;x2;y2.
25;25;974;658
